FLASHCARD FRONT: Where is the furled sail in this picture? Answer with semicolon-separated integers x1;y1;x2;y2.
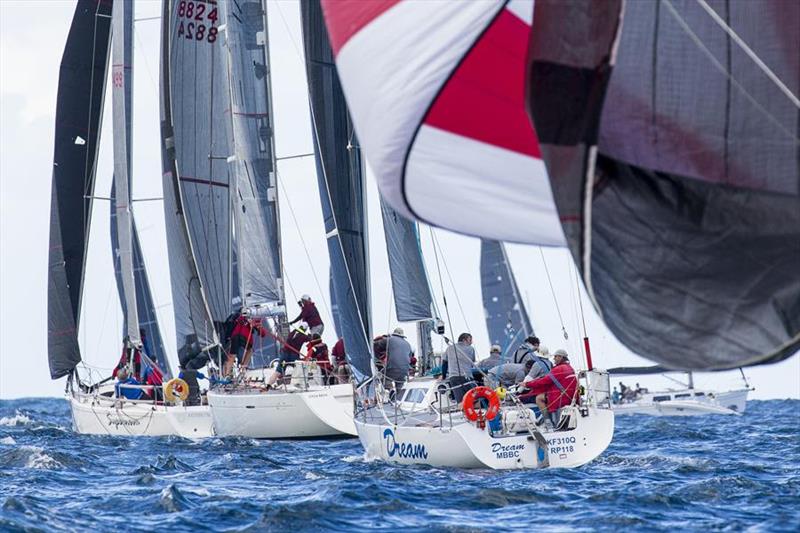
160;0;221;356
47;0;113;379
301;0;372;379
164;0;232;331
379;199;433;322
480;240;533;358
110;185;171;377
221;0;284;310
526;0;800;369
110;0;141;346
322;0;800;370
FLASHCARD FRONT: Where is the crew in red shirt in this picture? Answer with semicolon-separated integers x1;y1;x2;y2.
289;294;324;336
520;349;577;428
306;334;333;384
226;310;267;375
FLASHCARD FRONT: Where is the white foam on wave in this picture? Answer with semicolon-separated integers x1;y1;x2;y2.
341;452;378;464
1;436;16;445
0;413;31;426
21;445;62;469
304;471;323;480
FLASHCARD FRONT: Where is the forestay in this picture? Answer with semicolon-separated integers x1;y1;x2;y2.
480;240;533;359
47;0;113;379
301;0;372;379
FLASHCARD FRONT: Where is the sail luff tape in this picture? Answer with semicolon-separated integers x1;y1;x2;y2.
326;229;339;239
226;155;237;163
256;31;266;46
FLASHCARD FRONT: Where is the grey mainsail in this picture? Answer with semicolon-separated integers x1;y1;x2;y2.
47;0;113;379
111;0;140;346
301;0;372;379
160;0;221;356
165;0;232;330
379;199;433;322
221;0;283;309
480;240;533;358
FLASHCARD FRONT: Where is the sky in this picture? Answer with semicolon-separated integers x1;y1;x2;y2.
1;1;798;401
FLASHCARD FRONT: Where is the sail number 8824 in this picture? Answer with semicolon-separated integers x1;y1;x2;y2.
177;1;218;44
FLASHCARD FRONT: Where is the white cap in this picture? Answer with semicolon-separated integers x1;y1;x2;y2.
554;348;569;360
392;327;405;337
300;294;311;301
490;344;502;354
539;346;550;357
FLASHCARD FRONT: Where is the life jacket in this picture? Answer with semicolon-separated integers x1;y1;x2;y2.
521;362;578;411
307;339;330;367
332;338;346;364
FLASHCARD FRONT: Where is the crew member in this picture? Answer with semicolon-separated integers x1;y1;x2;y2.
306;333;333;384
331;337;348;383
477;345;503;371
441;332;477;403
512;336;540;366
115;368;143;401
488;360;534;388
226;309;267;376
289;294;324;336
384;327;414;392
520;348;577;430
266;324;311;389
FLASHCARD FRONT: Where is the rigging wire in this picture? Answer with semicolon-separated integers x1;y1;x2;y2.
275;169;331;318
430;229;470;332
428;227;458;347
538;247;567;340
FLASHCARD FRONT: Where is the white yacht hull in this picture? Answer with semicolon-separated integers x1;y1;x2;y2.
355;406;614;469
613;388;749;416
69;393;214;438
207;384;356;438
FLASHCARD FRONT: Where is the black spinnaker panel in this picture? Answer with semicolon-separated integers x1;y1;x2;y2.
302;0;372;379
47;0;113;379
528;0;800;370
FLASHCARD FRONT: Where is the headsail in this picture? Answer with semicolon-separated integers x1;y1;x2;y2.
221;0;283;310
301;0;372;379
47;0;113;379
480;240;533;358
379;200;433;322
164;0;232;331
160;0;221;356
322;0;800;370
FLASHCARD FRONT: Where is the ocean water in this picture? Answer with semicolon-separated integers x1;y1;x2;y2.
0;398;798;532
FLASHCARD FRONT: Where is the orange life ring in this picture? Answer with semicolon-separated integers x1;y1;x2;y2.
462;386;500;423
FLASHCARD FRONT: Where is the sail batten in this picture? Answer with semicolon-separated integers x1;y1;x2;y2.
47;0;113;379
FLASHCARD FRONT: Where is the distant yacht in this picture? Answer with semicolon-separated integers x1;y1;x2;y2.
609;366;753;416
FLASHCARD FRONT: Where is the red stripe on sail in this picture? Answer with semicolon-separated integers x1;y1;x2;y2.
321;0;401;56
424;9;541;159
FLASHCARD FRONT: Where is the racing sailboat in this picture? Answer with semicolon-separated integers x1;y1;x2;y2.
206;0;358;438
51;0;213;437
608;366;752;416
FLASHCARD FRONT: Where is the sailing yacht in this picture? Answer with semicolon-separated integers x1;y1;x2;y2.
205;0;358;439
49;0;213;437
609;367;753;416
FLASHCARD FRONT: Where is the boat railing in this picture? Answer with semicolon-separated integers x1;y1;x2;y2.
579;369;612;410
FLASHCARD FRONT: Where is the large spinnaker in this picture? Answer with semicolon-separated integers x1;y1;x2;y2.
47;0;113;379
160;0;221;358
379;199;433;322
322;0;800;370
165;0;232;332
301;0;372;380
480;240;533;359
527;0;799;369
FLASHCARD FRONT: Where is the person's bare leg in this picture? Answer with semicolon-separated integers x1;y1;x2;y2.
224;354;235;377
535;394;549;422
241;348;253;371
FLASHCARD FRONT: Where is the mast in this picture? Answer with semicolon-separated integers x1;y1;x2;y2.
47;0;113;379
111;0;141;347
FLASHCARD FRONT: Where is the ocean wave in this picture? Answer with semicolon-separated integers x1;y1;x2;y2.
0;413;31;427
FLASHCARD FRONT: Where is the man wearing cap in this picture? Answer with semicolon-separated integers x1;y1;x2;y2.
384;327;414;391
441;333;477;403
487;359;534;388
289;294;324;336
477;345;503;371
525;346;553;382
520;349;578;429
